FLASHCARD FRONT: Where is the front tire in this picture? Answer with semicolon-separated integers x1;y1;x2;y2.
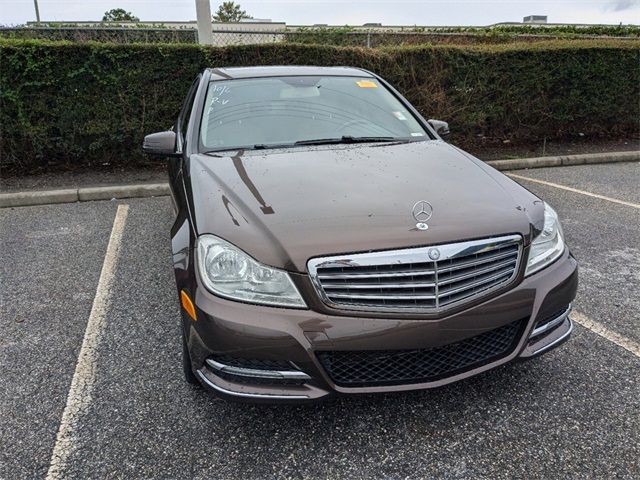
182;330;199;385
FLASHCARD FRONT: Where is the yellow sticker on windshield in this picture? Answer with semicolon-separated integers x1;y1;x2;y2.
356;80;378;88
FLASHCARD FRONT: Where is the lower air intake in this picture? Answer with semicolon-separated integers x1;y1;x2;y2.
317;319;524;387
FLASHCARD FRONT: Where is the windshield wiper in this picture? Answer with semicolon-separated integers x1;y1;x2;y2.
294;136;398;146
252;143;293;150
202;136;402;155
202;143;290;154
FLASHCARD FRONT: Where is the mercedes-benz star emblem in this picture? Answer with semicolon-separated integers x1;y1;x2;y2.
412;201;433;230
428;248;441;260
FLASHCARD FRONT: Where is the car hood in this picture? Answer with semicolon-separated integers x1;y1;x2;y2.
189;141;544;272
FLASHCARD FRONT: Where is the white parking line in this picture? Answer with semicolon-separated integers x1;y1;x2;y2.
46;204;129;480
507;173;640;209
572;311;640;358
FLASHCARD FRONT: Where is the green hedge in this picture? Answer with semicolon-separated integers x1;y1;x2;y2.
0;27;198;44
1;39;638;173
285;25;640;47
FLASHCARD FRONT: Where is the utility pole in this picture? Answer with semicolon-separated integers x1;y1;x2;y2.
33;0;41;23
195;0;213;45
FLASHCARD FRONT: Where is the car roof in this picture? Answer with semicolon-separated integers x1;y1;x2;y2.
207;66;374;81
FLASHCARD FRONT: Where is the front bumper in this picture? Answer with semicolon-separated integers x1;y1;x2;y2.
184;249;578;403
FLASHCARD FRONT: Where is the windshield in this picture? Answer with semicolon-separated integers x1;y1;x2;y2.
200;76;429;151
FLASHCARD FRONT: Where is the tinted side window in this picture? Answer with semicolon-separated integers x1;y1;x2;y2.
176;77;200;152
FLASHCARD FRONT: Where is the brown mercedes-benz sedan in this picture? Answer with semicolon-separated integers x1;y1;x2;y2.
143;66;577;403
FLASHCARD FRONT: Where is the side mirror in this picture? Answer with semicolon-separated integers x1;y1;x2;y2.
142;131;179;157
428;119;450;141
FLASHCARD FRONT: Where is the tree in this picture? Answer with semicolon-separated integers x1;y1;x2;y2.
212;1;252;22
102;8;140;22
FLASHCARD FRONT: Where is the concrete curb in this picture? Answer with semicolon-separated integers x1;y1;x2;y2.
0;183;170;208
486;150;639;171
1;151;638;208
0;189;79;208
77;183;170;202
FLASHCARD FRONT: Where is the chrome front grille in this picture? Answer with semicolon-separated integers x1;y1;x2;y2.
307;235;522;313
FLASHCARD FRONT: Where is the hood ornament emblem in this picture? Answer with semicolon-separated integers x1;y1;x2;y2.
412;200;433;231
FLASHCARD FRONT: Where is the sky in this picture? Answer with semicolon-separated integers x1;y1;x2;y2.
1;0;639;26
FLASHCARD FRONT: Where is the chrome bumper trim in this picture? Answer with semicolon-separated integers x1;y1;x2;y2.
205;358;311;381
196;370;309;400
530;304;572;338
532;318;573;355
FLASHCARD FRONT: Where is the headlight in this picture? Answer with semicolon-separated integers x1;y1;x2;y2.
196;235;306;308
525;202;565;276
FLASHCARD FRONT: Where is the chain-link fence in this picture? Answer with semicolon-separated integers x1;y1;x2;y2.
210;29;286;46
2;27;637;46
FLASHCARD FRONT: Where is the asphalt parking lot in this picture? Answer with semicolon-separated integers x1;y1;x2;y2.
1;161;638;479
